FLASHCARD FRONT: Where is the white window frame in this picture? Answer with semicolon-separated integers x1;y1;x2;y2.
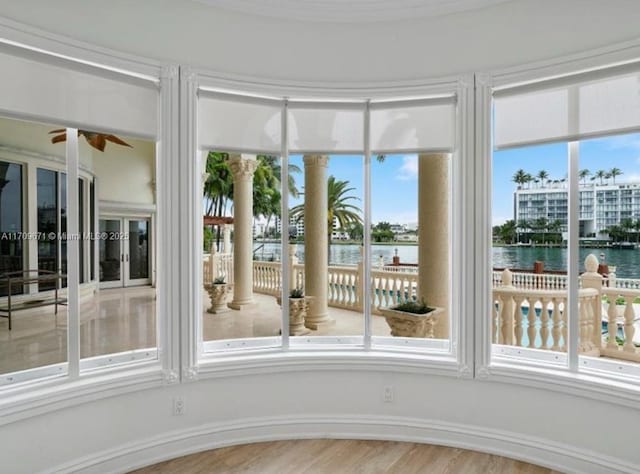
476;42;640;406
0;25;178;418
187;69;475;380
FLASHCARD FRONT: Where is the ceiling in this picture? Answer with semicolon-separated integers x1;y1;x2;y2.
190;0;514;23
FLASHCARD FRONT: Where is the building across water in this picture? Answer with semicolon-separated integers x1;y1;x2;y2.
514;181;640;237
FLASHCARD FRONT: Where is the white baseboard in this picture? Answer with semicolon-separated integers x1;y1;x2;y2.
50;415;639;474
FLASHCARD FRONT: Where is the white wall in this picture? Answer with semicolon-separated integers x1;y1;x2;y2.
1;369;638;473
0;0;639;84
93;137;155;204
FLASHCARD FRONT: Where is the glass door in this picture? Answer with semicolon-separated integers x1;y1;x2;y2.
125;218;150;286
99;219;123;288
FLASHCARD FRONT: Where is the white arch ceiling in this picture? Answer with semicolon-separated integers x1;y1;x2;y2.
191;0;514;23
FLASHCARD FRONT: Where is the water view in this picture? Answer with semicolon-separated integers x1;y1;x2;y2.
254;241;640;278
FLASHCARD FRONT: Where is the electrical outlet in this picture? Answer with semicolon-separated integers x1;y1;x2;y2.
173;396;185;415
383;386;394;403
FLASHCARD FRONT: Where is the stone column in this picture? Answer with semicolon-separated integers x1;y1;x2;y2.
303;155;332;329
223;224;232;254
228;155;258;310
418;153;449;338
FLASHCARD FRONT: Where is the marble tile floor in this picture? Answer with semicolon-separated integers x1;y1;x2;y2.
0;288;392;375
202;292;391;341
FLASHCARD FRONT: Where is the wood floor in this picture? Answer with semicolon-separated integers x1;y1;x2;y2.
130;439;560;474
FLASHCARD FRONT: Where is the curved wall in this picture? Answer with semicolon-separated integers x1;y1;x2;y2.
0;0;639;83
0;3;639;473
3;368;638;473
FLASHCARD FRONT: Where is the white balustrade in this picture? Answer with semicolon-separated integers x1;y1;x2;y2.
492;269;599;354
600;287;640;362
327;265;359;309
370;269;418;315
206;252;640;363
492;271;568;290
253;261;281;296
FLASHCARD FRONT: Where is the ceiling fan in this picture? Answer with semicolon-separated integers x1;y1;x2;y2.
49;129;133;152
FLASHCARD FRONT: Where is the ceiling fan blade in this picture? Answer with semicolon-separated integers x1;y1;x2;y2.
87;134;107;152
50;133;67;144
104;135;133;148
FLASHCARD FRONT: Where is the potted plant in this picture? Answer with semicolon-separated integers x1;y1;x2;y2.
379;298;444;338
204;276;232;314
288;287;311;336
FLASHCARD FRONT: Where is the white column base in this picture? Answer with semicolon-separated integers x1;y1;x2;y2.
227;299;257;311
304;314;335;330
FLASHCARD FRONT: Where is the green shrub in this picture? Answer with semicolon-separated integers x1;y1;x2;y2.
393;298;434;314
290;288;304;298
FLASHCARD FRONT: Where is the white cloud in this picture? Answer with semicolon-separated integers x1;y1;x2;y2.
395;154;418;180
603;134;640;151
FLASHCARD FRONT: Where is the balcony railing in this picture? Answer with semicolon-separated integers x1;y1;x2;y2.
204;251;640;363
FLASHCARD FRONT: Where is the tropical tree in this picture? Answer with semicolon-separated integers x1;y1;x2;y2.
512;169;528;189
532;217;549;244
536;170;549;188
516;219;531;243
594;169;607;185
289;175;363;260
609;167;623;184
620;217;634;241
372;221;394;242
579;169;590;184
497;220;517;244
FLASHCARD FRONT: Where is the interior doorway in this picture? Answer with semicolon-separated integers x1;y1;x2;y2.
99;217;151;288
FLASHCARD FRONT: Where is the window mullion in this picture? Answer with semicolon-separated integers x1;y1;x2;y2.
363;101;372;349
66;128;80;378
567;140;580;371
281;100;290;350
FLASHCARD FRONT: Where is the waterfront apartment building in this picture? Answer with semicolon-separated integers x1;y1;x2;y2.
514;182;640;237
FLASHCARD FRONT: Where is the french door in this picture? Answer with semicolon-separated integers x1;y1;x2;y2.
99;217;151;288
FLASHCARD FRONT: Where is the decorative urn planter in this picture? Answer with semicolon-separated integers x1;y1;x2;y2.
288;296;311;336
205;278;232;314
380;302;444;338
277;288;311;336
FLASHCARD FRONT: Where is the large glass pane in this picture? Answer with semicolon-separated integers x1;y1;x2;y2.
90;179;96;281
128;219;149;280
371;154;450;348
577;132;640;371
99;219;122;283
79;178;84;284
0;161;23;295
0;116;68;377
289;154;365;340
492;142;569;365
202;152;284;343
37;168;58;289
80;132;156;365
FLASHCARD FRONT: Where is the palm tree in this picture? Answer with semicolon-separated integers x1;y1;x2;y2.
579;169;590;184
594;169;607;185
289;175;363;261
512;169;528;189
609;167;623;184
536;170;549;188
524;173;534;189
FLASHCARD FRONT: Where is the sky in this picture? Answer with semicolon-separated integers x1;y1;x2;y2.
492;132;640;226
288;153;419;225
255;132;640;228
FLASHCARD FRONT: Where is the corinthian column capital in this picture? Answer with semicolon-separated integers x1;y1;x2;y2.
229;155;259;181
303;154;329;168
